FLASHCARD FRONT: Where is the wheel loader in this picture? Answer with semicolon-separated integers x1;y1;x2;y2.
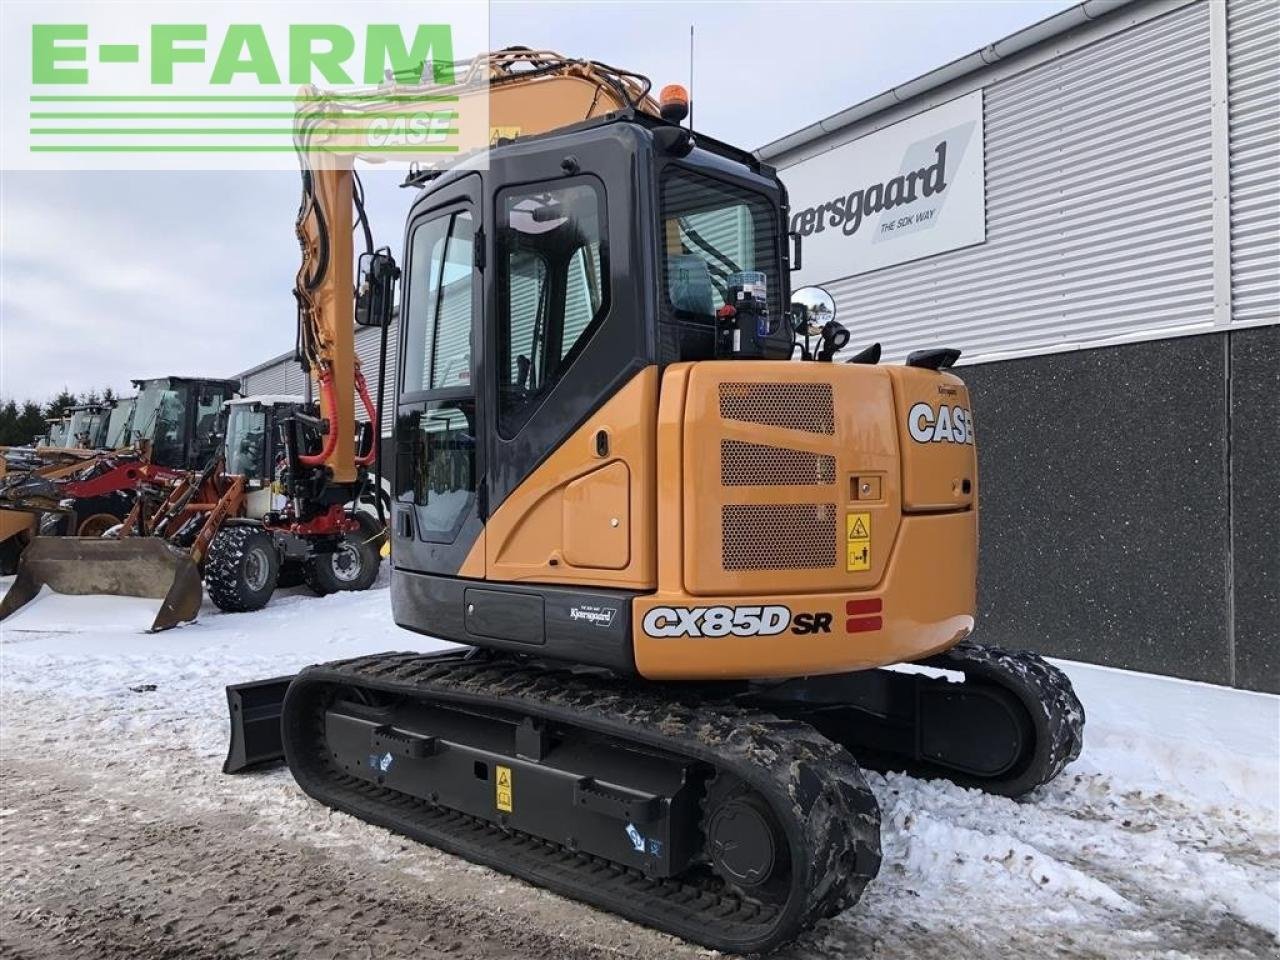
1;387;386;631
0;376;239;615
204;49;1084;953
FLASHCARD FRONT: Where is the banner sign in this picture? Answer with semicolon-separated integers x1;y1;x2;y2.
783;90;985;282
0;1;490;171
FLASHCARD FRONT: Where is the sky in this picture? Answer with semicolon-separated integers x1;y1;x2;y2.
0;0;1077;402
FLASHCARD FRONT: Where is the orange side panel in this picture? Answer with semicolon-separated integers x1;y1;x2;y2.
562;461;630;569
886;366;978;512
633;511;976;680
635;359;977;681
482;367;658;588
679;362;901;597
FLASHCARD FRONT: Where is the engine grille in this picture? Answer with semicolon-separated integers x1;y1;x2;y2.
722;504;838;571
720;440;836;486
717;383;835;435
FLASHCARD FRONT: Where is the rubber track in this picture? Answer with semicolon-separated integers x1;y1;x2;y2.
924;641;1086;796
281;652;882;954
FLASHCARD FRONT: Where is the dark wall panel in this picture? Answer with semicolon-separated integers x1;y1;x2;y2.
962;334;1232;684
1230;326;1280;693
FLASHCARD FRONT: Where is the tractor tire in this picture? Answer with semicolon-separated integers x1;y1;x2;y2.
0;535;24;576
205;526;280;613
304;514;382;595
276;561;306;589
69;493;133;539
77;512;123;538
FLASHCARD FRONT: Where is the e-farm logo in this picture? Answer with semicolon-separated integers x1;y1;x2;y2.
2;2;491;171
32;23;457;89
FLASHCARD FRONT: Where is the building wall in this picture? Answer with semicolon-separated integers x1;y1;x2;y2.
783;0;1223;363
963;328;1278;692
764;0;1278;691
1227;0;1280;324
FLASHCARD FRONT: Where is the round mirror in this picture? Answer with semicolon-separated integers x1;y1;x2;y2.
791;286;837;330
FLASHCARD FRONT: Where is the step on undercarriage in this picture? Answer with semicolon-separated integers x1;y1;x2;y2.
225;643;1083;952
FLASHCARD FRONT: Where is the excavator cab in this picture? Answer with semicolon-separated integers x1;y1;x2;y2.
64;404;112;449
390;115;797;593
385;112;977;682
128;376;240;471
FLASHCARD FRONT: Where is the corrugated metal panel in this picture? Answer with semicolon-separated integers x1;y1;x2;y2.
242;358;295;397
354;318;399;434
803;2;1216;363
1227;0;1280;325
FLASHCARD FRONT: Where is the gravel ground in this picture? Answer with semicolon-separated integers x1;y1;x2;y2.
1;579;1276;959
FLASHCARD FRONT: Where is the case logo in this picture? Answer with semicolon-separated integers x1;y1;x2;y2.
907;402;974;445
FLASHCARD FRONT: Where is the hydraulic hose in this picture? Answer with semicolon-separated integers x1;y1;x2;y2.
295;370;379;469
354;370;379;467
297;374;339;467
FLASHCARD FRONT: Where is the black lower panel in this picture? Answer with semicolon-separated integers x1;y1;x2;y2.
391;568;638;673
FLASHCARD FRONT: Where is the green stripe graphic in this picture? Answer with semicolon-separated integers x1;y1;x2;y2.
31;128;461;136
30;145;461;153
30;95;461;103
30;111;459;119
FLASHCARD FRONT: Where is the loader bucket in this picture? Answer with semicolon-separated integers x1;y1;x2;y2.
0;537;203;632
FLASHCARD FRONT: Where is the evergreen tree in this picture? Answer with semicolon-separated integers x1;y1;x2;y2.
44;388;77;421
0;399;20;445
17;401;46;445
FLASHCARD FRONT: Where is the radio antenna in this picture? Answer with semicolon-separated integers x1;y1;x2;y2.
689;24;695;129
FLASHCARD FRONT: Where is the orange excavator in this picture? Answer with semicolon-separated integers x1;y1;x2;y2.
207;48;1086;953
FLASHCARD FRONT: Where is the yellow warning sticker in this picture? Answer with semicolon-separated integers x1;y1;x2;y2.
495;765;513;813
847;513;871;572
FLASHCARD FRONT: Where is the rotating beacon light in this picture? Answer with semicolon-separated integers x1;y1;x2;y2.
659;84;690;123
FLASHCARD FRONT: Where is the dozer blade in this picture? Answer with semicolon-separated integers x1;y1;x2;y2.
222;675;293;773
0;537;203;632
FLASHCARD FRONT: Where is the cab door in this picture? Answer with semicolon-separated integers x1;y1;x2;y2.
392;173;486;577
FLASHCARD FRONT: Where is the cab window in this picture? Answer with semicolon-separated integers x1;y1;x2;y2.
403;211;475;394
660;167;780;325
496;181;607;438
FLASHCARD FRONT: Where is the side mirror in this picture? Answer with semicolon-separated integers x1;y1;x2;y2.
356;249;400;328
791;286;837;330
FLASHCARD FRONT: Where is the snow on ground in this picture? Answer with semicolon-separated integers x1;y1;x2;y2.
1;572;1277;959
